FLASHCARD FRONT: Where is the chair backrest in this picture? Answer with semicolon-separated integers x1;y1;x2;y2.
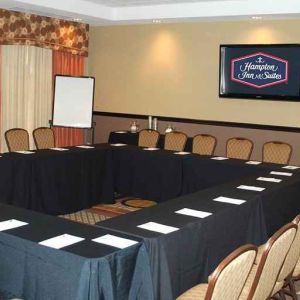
164;131;188;151
204;244;257;300
33;127;55;149
263;141;292;164
271;214;300;295
192;134;217;155
226;137;253;160
138;129;160;148
247;223;297;300
5;128;29;152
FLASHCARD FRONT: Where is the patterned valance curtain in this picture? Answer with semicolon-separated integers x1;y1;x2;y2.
0;9;89;56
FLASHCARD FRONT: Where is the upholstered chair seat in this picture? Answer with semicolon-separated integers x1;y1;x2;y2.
164;131;188;152
138;129;160;148
262;141;292;164
5;128;29;152
226;137;253;160
238;223;297;300
177;245;257;300
177;283;208;299
192;134;217;155
33;127;55;149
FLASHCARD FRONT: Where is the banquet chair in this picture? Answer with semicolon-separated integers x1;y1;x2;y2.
138;129;160;148
271;214;300;299
164;131;188;151
5;128;29;152
238;223;297;300
33;127;55;149
262;141;292;165
177;244;257;300
192;134;217;155
226;137;253;160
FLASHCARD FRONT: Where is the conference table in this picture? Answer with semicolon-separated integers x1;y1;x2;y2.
111;145;276;201
0;203;153;300
99;156;300;299
1;140;300;299
0;144;114;215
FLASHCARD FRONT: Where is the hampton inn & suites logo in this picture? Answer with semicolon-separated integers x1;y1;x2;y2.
231;52;288;89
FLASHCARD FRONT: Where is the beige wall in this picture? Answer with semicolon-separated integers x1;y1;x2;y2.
89;20;300;127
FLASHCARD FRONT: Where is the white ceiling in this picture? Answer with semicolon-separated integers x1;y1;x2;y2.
0;0;300;26
83;0;234;7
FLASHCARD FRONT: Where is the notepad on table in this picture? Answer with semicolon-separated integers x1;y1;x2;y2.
174;152;190;155
50;147;69;151
143;147;159;151
237;185;265;192
175;208;212;218
76;145;94;149
39;234;84;249
211;157;229;160
213;196;246;205
0;219;28;231
110;143;127;147
246;161;262;165
282;165;300;170
257;177;282;183
270;171;293;177
15;150;35;154
137;222;179;234
92;234;138;249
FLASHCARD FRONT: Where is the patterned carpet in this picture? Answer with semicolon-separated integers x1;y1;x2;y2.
60;199;140;225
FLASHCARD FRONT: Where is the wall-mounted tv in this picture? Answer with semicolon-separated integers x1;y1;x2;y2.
219;44;300;101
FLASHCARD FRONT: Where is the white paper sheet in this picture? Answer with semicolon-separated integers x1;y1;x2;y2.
213;196;246;205
237;185;265;192
110;143;127;146
282;165;300;170
257;177;282;183
75;145;95;149
50;147;69;151
175;208;212;218
143;147;160;151
92;234;138;249
174;152;191;155
211;157;229;160
137;222;179;234
270;171;293;177
0;219;28;231
15;150;35;154
39;234;84;249
246;161;262;165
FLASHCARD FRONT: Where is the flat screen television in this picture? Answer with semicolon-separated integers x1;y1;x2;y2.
219;44;300;101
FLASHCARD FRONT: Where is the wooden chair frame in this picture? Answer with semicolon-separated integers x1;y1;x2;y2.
204;244;257;300
247;223;297;300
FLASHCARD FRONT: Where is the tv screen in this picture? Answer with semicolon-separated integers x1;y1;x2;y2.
219;44;300;101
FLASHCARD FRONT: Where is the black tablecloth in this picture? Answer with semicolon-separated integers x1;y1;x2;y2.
112;146;183;201
2;141;300;299
98;167;300;299
0;203;154;300
0;144;114;215
111;145;277;202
